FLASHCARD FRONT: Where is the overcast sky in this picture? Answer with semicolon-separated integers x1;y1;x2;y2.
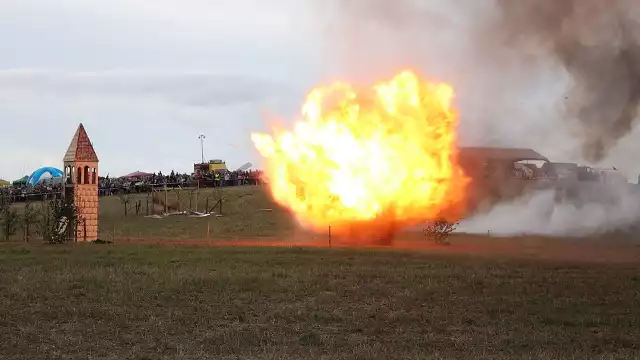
0;0;322;180
1;0;639;181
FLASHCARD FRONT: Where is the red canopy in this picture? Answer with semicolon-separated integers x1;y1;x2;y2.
121;171;153;179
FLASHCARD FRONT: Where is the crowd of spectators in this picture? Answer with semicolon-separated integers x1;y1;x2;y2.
99;169;263;196
0;182;63;202
99;171;192;196
1;169;264;201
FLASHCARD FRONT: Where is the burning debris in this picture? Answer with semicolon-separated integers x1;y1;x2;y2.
252;71;469;243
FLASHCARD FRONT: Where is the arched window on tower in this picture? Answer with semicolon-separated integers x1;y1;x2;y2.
84;166;90;184
92;168;97;184
77;167;82;184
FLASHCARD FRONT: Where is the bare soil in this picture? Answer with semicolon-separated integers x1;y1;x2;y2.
115;232;640;264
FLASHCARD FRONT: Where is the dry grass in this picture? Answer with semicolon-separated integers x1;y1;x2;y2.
0;243;638;359
98;185;294;240
3;186;640;359
7;185;295;241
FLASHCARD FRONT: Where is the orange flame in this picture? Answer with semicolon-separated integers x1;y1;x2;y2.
251;70;469;238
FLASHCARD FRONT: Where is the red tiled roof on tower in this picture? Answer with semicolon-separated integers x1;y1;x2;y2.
63;123;99;162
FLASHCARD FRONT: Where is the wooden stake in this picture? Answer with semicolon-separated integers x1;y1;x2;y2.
329;225;332;248
195;180;199;212
207;221;210;238
163;184;168;214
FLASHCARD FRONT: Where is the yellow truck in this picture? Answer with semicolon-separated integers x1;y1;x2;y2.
207;159;227;172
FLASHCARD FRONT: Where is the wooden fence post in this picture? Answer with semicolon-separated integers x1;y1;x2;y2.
164;185;168;214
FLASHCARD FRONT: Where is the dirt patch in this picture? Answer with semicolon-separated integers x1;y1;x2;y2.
114;233;640;264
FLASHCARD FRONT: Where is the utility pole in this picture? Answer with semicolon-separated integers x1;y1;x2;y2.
198;134;206;164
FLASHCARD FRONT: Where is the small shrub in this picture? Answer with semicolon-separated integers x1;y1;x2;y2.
0;193;10;216
92;239;112;244
209;187;226;214
21;202;40;242
38;199;79;244
118;194;131;215
35;202;52;241
1;208;19;241
423;219;457;245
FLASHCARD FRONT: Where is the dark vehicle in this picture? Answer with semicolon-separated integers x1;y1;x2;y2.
458;147;553;214
457;147;631;215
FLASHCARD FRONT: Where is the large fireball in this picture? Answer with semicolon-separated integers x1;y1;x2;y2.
251;70;469;238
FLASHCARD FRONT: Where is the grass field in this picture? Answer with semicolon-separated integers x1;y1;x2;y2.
0;243;638;360
98;185;296;240
3;185;640;359
7;185;295;241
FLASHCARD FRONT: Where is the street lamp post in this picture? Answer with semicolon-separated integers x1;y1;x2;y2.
198;134;206;164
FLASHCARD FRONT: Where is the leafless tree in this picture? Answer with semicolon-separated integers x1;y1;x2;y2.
423;219;457;245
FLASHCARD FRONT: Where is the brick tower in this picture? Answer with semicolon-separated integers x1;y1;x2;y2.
62;123;99;241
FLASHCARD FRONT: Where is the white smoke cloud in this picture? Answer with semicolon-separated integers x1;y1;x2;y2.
458;187;640;236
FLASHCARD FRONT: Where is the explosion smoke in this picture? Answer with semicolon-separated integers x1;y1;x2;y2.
493;0;640;162
323;0;640;162
458;187;640;237
310;0;640;237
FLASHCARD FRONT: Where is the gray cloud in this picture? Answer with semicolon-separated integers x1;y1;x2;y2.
0;1;323;181
0;69;302;179
3;0;639;189
0;70;296;108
